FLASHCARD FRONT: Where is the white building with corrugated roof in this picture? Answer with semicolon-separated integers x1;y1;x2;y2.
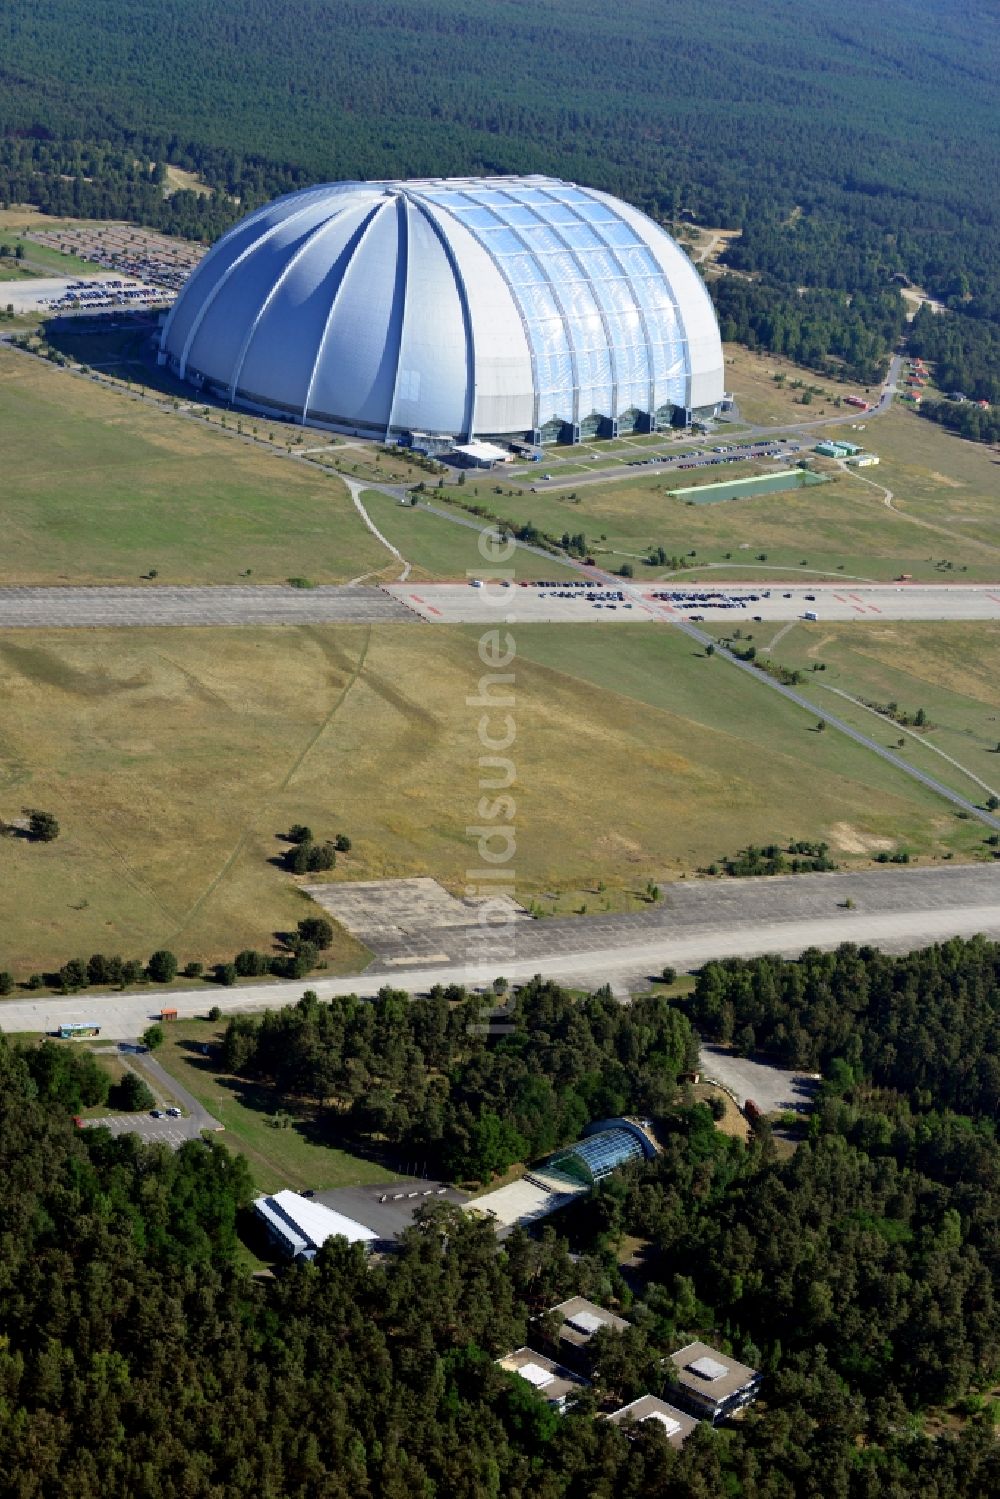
253;1189;378;1260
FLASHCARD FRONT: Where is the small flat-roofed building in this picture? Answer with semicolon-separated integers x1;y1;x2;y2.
669;1341;761;1423
254;1189;378;1261
452;439;512;467
497;1348;590;1412
549;1296;630;1359
606;1395;699;1448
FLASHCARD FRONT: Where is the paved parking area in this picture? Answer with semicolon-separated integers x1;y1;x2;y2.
0;585;415;628
305;876;530;960
387;581;1000;625
698;1044;819;1114
1;274;163;314
84;1111;205;1146
1;580;996;630
304;864;1000;969
316;1179;468;1239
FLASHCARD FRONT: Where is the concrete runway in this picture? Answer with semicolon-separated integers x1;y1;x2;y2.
388;581;1000;625
0;581;996;630
3;865;996;1040
0;584;415;628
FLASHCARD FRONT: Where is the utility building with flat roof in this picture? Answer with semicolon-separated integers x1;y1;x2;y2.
606;1395;699;1447
497;1348;590;1412
548;1297;630;1363
669;1341;761;1423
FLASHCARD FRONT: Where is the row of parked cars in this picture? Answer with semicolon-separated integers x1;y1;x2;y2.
539;588;634;610
652;590;771;608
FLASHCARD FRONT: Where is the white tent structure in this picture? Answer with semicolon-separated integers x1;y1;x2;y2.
160;175;724;443
254;1190;378;1259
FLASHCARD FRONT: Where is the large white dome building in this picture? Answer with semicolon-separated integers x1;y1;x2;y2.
159;175;724;444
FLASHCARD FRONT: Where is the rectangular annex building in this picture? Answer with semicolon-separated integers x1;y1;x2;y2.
254;1190;378;1260
497;1348;590;1413
606;1395;699;1448
549;1296;630;1360
669;1341;761;1423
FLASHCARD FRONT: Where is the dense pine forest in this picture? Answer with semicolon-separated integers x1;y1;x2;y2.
1;0;998;381
3;941;1000;1496
221;978;697;1182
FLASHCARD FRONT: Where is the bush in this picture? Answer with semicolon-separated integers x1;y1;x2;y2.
113;1071;156;1112
290;943;318;977
59;958;89;993
0;970;13;996
334;833;352;853
207;1005;222;1022
296;917;333;950
709;1095;727;1121
307;842;336;872
147;949;178;984
238;949;271;977
183;961;204;979
215;962;237;987
87;953;125;987
23;807;59;842
661;966;677;985
287;823;313;844
285;844;311;874
141;1024;165;1051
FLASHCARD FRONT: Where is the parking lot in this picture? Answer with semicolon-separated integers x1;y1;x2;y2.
83;1110;205;1146
316;1180;469;1240
1;274;165;315
28;222;204;293
698;1043;820;1114
506;435;803;485
388;581;1000;625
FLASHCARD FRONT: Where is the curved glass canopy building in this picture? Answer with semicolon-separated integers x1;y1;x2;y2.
546;1126;650;1187
160;175;724;444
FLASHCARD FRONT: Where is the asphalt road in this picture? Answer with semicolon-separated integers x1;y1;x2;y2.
3;866;997;1039
0;584;415;628
81;1045;222;1146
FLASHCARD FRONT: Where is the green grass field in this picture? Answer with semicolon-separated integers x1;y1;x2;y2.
813;408;1000;561
0;348;393;583
360;489;581;581
434;404;1000;584
0;621;986;976
4;235;106;276
154;1019;395;1192
722;343;875;426
6;334;996;588
726;620;1000;815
